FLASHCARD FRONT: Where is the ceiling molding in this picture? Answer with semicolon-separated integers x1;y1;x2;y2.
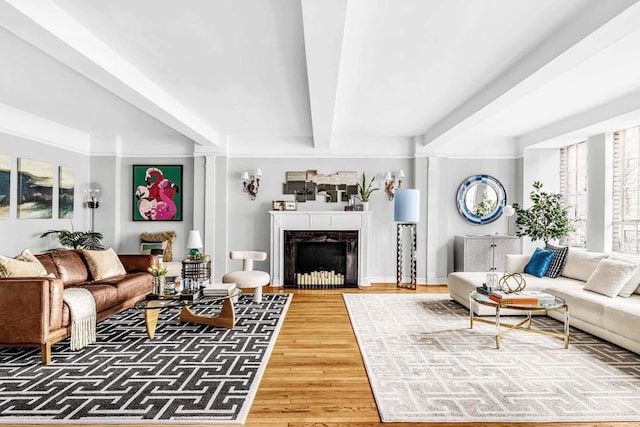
421;0;640;149
0;102;91;155
518;88;640;149
0;0;220;147
301;0;348;150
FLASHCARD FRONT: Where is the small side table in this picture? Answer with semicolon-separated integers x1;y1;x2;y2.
182;258;212;283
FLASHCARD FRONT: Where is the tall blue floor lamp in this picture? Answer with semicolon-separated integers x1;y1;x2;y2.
394;189;420;289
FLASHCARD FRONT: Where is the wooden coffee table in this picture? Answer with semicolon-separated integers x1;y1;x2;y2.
134;289;242;339
469;290;570;349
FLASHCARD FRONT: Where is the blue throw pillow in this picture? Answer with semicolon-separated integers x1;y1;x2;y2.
524;248;556;278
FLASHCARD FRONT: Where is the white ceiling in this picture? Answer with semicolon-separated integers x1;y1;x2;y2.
1;0;640;157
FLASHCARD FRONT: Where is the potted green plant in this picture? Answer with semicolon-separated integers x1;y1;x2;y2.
357;173;379;210
512;181;574;244
40;229;104;250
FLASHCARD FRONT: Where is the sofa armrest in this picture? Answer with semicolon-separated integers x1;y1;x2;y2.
505;254;530;273
0;277;64;344
118;254;156;273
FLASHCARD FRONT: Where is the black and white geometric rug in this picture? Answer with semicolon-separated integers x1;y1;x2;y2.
344;293;640;423
0;293;291;424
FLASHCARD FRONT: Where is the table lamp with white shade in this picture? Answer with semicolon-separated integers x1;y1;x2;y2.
186;230;203;260
503;204;515;236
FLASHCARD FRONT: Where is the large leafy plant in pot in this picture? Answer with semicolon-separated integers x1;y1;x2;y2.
512;181;574;244
40;229;104;250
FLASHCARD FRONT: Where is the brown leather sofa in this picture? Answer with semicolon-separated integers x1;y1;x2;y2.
0;250;155;364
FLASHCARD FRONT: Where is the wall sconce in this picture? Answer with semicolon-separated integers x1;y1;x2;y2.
84;182;102;232
242;169;262;200
384;169;405;201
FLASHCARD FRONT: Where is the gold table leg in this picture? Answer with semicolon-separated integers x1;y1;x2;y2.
144;308;161;339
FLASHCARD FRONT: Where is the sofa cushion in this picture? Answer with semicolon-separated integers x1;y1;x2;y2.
603;296;640;342
82;248;127;280
560;249;607;282
608;253;640;297
96;272;153;302
0;249;49;278
543;284;610;328
70;284;119;313
524;248;555;278
583;259;638;298
544;244;569;278
51;251;90;285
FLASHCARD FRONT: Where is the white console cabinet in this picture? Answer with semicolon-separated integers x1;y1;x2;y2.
454;235;521;272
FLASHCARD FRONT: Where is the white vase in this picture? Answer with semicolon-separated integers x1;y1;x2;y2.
361;201;370;211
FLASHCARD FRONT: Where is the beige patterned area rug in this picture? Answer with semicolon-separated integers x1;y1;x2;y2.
343;293;640;423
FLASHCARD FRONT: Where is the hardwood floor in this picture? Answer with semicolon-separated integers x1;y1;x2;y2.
30;284;638;427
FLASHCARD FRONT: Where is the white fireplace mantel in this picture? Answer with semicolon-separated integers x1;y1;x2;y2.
269;211;372;287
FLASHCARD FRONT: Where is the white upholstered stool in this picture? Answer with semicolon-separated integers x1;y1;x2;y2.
222;251;270;303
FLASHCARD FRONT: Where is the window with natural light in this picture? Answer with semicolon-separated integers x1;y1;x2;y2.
613;126;640;253
560;142;587;248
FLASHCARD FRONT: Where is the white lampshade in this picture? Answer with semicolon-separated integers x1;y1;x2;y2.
394;189;420;223
241;171;250;181
503;204;515;217
397;169;405;179
384;171;392;182
186;230;203;249
254;168;263;177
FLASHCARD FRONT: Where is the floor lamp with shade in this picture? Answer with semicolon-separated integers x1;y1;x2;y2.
394;189;420;289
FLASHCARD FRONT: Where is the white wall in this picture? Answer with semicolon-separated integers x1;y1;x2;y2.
522;148;561;254
225;157;413;282
0;133;90;255
441;157;523;276
114;156;195;259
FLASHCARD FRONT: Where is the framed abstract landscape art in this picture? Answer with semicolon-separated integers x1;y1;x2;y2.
133;165;182;221
59;166;74;219
0;154;9;219
17;158;53;219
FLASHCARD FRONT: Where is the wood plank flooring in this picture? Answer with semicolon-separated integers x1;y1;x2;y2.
29;284;638;427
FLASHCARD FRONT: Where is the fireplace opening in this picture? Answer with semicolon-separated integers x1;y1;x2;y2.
284;230;358;288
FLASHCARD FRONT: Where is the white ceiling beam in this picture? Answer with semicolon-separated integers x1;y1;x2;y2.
0;0;220;147
518;88;640;149
301;0;347;150
421;0;640;148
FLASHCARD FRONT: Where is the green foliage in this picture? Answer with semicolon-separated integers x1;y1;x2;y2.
40;229;104;250
357;173;379;202
512;181;574;244
474;198;497;217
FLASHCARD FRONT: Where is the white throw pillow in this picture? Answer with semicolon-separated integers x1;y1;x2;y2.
583;259;638;298
504;254;529;273
608;253;640;297
0;249;49;278
560;249;607;282
82;248;127;280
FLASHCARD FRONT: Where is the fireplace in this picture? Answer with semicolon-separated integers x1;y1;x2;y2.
284;230;358;288
269;211;371;286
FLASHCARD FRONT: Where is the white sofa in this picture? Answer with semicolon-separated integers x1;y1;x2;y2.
448;249;640;354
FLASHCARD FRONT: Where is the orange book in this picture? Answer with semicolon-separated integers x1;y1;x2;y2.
489;293;538;305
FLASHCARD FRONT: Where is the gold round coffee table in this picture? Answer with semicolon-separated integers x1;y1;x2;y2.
469;290;569;349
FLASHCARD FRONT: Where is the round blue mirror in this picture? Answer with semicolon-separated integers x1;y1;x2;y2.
456;175;506;224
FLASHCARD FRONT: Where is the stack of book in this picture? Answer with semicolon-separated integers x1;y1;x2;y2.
202;283;236;297
489;290;545;305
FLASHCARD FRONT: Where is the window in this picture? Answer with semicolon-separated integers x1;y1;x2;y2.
559;142;587;247
613;126;640;253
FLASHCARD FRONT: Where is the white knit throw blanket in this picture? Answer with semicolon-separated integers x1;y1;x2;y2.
62;288;97;351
